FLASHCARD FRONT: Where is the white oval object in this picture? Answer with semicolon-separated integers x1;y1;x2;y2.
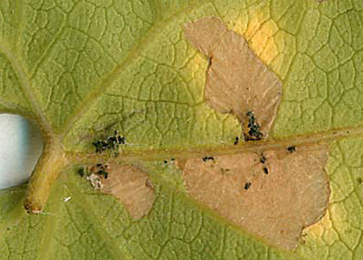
0;114;44;189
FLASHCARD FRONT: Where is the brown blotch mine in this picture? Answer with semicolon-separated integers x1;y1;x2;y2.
183;17;282;140
101;163;155;220
179;144;330;250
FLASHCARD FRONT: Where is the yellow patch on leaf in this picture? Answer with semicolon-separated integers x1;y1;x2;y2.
244;17;279;64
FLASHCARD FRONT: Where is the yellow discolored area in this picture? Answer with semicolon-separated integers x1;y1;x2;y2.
239;15;279;66
305;210;334;238
303;204;350;247
184;52;208;80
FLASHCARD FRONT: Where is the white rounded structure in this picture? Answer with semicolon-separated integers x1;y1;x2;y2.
0;114;44;189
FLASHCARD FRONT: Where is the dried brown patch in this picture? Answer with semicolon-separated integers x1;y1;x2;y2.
184;17;282;140
101;163;155;219
180;144;330;250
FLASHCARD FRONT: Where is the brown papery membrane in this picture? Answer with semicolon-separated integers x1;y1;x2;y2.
180;144;330;250
183;17;282;140
101;163;155;220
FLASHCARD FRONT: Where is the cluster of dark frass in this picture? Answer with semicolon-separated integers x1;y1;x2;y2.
94;164;109;179
202;156;214;161
245;153;268;190
78;163;109;179
287;146;296;153
92;131;125;154
245;111;263;140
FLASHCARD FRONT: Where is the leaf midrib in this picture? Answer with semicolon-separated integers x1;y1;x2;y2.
64;124;363;164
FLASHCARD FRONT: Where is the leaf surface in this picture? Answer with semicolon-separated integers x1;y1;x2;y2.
1;0;363;259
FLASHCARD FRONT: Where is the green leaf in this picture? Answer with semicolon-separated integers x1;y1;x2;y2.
1;0;363;259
